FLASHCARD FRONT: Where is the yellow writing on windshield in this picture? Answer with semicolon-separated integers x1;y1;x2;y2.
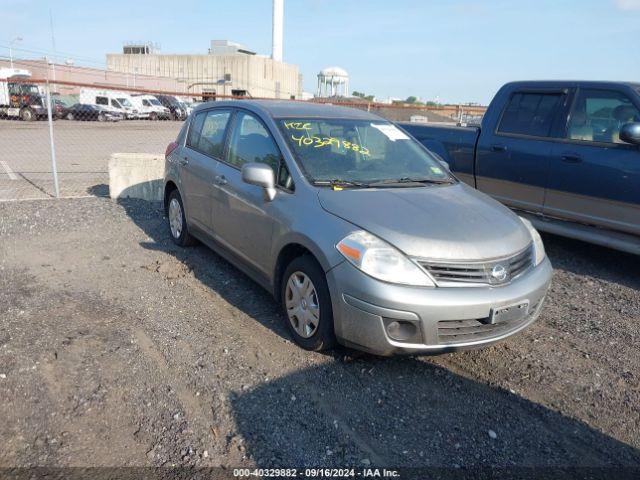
284;121;312;130
291;134;371;156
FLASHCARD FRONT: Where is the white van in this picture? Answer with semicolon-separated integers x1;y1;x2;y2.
130;94;170;120
79;89;143;119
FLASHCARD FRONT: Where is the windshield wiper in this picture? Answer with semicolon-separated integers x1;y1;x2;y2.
369;177;454;186
313;179;371;188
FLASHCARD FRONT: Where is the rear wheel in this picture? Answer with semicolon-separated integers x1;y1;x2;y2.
167;190;196;247
281;255;336;351
97;113;106;122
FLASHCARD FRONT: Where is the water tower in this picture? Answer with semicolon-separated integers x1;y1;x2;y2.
316;67;349;97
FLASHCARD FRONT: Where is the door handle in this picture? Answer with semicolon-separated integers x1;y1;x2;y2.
490;144;507;152
214;175;228;186
179;157;189;166
561;153;582;163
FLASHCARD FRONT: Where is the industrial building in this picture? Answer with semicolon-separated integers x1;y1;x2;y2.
105;0;299;100
105;38;301;100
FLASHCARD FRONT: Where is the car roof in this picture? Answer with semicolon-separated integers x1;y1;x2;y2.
191;99;385;121
503;80;640;90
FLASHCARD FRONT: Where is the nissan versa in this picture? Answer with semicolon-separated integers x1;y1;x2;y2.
163;101;552;355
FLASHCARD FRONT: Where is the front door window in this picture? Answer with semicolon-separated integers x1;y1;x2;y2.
567;89;640;144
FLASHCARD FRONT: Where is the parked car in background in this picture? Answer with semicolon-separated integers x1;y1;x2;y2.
113;92;146;119
155;94;187;120
66;104;122;122
182;101;195;117
164;101;551;355
79;88;141;119
131;94;170;120
52;98;69;119
400;81;640;255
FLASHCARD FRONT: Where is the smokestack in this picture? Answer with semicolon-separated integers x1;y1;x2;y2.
272;0;283;62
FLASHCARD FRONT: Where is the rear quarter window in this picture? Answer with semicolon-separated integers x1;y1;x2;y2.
186;110;231;159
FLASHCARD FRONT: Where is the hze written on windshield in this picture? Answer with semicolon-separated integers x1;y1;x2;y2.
284;122;371;156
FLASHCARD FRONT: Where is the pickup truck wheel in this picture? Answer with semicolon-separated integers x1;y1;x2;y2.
281;255;336;352
20;107;35;122
167;190;196;247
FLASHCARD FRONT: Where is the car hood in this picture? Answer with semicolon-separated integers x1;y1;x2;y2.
318;183;532;261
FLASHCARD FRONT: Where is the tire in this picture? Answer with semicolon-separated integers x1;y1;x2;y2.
67;112;74;121
150;112;158;121
281;255;336;352
167;189;196;247
20;107;34;122
97;113;106;122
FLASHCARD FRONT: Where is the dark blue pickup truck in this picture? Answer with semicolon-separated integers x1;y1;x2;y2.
401;81;640;255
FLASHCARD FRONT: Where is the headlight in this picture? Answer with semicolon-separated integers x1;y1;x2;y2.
336;231;434;286
519;217;546;266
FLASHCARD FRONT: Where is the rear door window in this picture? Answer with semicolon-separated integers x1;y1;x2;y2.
96;96;108;106
498;92;564;137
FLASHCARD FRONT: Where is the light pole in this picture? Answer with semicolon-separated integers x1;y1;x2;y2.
9;36;23;69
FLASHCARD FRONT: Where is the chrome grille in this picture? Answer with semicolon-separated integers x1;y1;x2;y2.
417;245;534;286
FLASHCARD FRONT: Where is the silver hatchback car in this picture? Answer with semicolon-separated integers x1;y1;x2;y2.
164;101;552;355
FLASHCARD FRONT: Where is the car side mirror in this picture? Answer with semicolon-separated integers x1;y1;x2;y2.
619;122;640;146
241;162;277;201
440;160;450;171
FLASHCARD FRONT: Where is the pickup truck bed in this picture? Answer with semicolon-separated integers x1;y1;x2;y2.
399;123;480;187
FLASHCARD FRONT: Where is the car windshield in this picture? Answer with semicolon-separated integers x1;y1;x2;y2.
149;98;162;106
277;118;453;185
117;98;133;107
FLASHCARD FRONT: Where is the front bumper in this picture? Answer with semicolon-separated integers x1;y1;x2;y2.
326;257;552;356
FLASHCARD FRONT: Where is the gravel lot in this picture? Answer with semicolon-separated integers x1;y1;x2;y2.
1;197;639;471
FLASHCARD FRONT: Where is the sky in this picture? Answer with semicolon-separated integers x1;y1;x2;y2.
2;0;640;104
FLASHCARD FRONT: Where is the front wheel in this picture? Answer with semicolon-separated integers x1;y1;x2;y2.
167;190;196;247
97;113;106;122
150;112;158;121
281;256;336;352
20;107;34;122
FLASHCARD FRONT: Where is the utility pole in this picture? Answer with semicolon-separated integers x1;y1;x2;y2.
9;36;23;70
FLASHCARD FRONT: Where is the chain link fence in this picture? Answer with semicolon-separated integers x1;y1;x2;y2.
0;73;484;202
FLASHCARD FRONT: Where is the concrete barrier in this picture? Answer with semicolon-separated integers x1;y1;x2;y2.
108;153;164;201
